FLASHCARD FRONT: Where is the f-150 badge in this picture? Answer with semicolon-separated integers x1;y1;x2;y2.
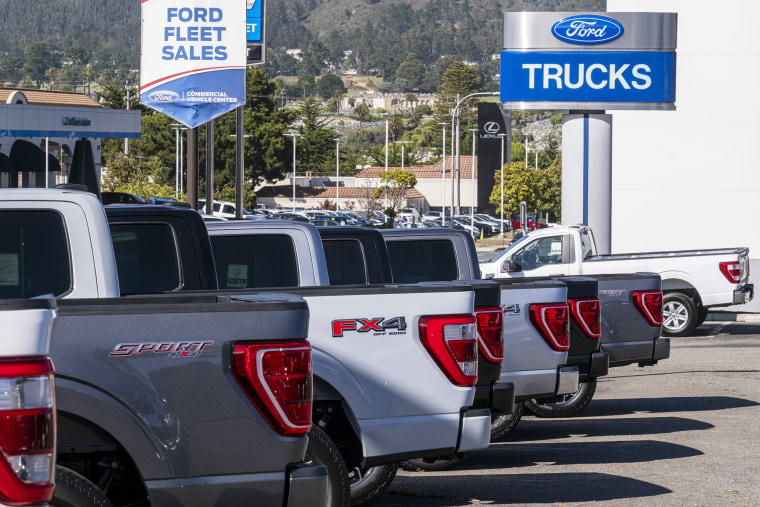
332;317;407;337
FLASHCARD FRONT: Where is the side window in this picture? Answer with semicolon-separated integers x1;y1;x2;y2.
513;236;563;270
210;234;299;288
0;211;71;298
322;239;368;285
386;239;458;282
109;223;181;295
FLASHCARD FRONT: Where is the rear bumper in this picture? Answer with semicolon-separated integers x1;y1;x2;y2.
556;366;580;396
507;366;578;402
566;351;609;380
286;463;329;507
148;467;323;507
456;408;492;453
605;338;669;368
734;284;754;305
473;381;515;416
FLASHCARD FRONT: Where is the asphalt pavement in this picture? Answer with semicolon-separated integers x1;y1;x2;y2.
375;320;760;506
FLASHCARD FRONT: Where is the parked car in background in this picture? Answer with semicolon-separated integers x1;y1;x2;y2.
422;211;442;221
101;191;147;205
397;208;420;221
198;199;261;219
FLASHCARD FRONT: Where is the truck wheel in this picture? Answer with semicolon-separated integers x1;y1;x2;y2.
348;464;398;506
662;292;698;336
50;466;114;507
524;379;597;418
306;426;351;507
490;401;524;441
399;457;459;472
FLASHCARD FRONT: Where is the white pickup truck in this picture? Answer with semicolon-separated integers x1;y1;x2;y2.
480;224;754;336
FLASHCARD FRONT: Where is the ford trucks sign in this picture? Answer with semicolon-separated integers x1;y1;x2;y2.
500;12;677;110
551;15;624;45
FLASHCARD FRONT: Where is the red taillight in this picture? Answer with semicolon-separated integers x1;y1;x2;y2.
475;307;504;364
231;342;312;436
419;315;478;386
529;304;570;351
0;357;56;506
569;298;601;339
719;261;742;284
632;291;663;327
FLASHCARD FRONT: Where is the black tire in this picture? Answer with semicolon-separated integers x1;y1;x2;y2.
50;466;114;507
305;426;351;507
662;292;698;337
696;306;709;327
399;456;459;472
490;401;524;441
348;464;398;506
524;378;597;418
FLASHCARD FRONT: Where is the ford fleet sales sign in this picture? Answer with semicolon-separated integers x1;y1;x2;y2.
140;0;246;128
500;12;677;111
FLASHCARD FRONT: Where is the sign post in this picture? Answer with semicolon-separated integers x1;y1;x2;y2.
246;0;266;65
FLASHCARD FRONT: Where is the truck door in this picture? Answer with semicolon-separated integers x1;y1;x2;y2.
509;234;572;277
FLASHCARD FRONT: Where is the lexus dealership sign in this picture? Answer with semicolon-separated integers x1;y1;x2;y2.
500;12;677;110
140;0;247;128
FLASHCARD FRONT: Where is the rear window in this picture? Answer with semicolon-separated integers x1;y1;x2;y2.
211;234;299;288
386;239;458;282
322;239;368;285
0;211;72;298
109;223;181;295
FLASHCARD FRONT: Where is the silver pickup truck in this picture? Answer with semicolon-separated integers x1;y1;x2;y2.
0;188;328;507
0;297;57;507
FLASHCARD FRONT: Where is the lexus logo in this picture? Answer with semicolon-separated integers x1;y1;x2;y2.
483;122;501;134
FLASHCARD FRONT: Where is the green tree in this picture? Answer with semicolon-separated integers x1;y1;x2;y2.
372;168;417;212
315;74;347;101
65;46;89;66
395;53;425;90
24;42;56;82
490;161;538;218
354;102;370;126
294;98;339;176
433;61;482;148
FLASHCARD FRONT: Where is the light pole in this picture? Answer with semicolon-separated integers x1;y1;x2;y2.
439;122;447;219
400;141;410;171
335;138;340;209
524;132;530;166
498;133;506;235
384;114;389;218
452;91;499;217
171;123;183;198
229;133;252;218
285;131;300;212
469;128;477;231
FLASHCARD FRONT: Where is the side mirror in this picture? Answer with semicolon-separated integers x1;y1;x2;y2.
501;260;519;273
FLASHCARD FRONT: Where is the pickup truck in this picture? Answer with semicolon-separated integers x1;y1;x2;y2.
0;297;57;507
480;224;753;336
0;189;328;507
381;228;668;417
103;210;493;507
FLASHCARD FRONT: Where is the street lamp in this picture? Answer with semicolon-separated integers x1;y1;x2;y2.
230;133;252;218
400;141;410;171
334;138;340;209
284;131;301;212
498;133;506;235
171;123;187;198
469;128;477;231
384;114;389;219
439;122;448;219
452;92;499;216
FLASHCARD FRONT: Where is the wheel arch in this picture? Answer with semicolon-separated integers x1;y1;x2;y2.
312;375;364;470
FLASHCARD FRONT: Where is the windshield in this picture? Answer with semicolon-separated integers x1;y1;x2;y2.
487;233;531;263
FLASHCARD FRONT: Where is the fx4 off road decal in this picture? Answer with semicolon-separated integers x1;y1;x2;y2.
599;289;627;297
110;341;214;358
332;317;407;337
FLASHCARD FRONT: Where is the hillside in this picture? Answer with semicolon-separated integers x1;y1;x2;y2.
0;0;604;84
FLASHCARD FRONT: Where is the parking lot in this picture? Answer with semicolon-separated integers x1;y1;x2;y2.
377;320;760;506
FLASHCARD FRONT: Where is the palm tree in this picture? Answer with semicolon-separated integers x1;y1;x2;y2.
405;93;417;113
80;67;95;97
45;67;60;90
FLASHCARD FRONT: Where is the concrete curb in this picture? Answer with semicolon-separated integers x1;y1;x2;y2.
707;312;760;322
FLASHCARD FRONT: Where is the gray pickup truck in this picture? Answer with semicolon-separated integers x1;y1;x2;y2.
0;189;328;507
381;228;669;417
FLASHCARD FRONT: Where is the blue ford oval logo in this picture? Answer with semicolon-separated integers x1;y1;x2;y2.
149;90;180;103
551;15;624;45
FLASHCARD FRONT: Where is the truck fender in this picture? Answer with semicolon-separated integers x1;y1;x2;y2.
310;348;374;420
658;271;701;303
55;378;170;479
